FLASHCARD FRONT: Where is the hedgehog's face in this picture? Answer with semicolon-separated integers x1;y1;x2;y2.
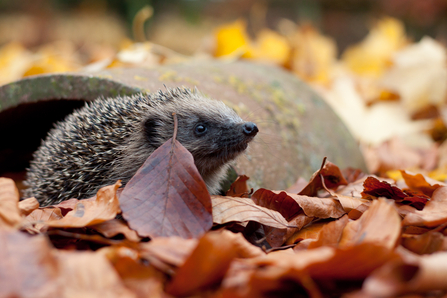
143;100;258;176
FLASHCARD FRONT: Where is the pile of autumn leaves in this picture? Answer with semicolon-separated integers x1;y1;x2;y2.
2;138;447;298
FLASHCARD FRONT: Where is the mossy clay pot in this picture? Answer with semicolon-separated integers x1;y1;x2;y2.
0;61;366;191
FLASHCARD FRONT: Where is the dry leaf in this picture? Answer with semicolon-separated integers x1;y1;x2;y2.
299;160;348;197
364;252;447;296
120;137;212;239
46;182;121;228
211;195;288;229
56;250;135;298
402;231;447;254
403;186;447;227
400;170;443;197
226;175;251;197
100;246;166;298
0;178;22;229
214;19;250;57
0;230;59;297
252;189;345;220
362;176;429;210
90;219;141;242
342;17;406;77
18;197;39;216
166;230;263;296
286;220;328;245
308;215;350;249
23;207;63;233
226;243;397;297
347;203;370;220
139;237;198;270
339;199;401;249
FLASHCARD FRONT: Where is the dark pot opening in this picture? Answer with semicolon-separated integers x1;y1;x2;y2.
0;99;86;188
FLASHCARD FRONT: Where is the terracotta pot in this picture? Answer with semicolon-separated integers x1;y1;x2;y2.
0;61;366;191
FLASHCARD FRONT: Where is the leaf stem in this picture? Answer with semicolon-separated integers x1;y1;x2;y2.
172;112;178;141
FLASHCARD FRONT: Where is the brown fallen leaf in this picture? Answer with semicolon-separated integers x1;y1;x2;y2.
46;181;121;228
308;215;350;249
339;198;401;249
331;192;370;213
223;243;397;297
403;186;447;227
139;236;199;273
299;159;348;197
166;230;263;296
99;246;167;298
364;252;447;296
286;220;328;246
264;213;313;247
362;176;429;210
0;230;59;297
90;219;141;242
23;207;63;233
18;197;39;216
292;217;349;250
0;178;22;229
251;188;345;247
252;189;345;220
211;195;289;229
226;175;251;197
56;250;135;298
400;170;444;197
119;134;212;239
347;203;370;220
402;231;447;254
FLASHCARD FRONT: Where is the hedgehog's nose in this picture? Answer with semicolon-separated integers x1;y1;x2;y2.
242;122;259;136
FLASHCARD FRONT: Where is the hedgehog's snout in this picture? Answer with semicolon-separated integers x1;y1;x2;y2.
242;122;258;137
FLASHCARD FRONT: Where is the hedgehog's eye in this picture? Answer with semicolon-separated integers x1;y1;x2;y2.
194;124;208;136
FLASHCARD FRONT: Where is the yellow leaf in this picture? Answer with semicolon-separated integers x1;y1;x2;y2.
290;25;337;84
342;17;407;77
251;29;291;65
214;19;251;57
0;42;32;84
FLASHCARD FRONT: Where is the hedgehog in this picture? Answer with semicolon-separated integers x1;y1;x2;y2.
24;87;258;206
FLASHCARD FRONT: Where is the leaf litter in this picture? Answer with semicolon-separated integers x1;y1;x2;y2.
4;148;447;297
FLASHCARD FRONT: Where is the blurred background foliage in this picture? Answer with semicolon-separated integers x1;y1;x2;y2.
0;0;446;53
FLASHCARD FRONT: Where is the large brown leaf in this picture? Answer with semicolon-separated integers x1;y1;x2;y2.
225;175;251;197
56;250;135;298
23;207;63;233
0;230;59;298
362;176;429;210
364;252;447;296
46;181;121;228
0;178;22;229
99;246;166;298
18;197;39;216
222;243;397;297
339;198;401;249
166;230;264;296
211;195;289;229
299;160;348;197
120;137;212;238
252;189;345;220
400;170;444;197
403;186;447;227
139;236;199;273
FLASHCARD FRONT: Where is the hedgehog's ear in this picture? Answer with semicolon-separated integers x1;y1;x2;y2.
143;117;162;145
